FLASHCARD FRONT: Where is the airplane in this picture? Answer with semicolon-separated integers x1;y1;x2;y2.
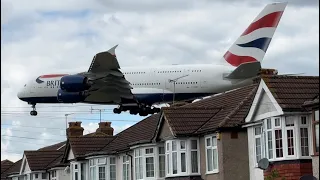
17;2;287;116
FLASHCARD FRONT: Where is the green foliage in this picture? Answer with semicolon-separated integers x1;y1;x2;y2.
264;169;286;180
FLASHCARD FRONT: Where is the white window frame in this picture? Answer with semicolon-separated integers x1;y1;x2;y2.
189;138;200;175
145;147;155;178
284;116;296;157
51;170;57;180
109;157;116;180
72;162;80;180
157;146;166;178
299;115;310;157
134;149;143;180
205;135;219;174
122;155;130;180
254;125;263;165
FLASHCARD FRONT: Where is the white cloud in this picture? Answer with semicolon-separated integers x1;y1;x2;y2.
1;0;318;161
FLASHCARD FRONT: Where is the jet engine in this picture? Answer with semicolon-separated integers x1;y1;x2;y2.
60;75;91;92
57;89;86;103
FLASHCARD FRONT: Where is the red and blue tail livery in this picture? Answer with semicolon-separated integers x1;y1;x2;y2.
223;2;287;67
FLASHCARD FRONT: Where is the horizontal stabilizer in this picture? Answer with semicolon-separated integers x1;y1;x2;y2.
226;61;261;79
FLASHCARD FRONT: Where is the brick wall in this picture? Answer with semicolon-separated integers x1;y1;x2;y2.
263;160;313;180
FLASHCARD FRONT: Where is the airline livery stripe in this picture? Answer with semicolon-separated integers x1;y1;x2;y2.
237;37;272;52
223;51;257;67
228;44;265;61
252;3;287;23
234;28;276;44
40;74;68;78
241;11;283;36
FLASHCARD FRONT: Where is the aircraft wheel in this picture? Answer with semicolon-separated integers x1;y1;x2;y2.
30;110;37;116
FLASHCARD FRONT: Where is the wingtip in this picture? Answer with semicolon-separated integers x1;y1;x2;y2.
107;44;119;55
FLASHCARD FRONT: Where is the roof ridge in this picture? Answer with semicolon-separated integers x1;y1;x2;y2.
218;86;258;128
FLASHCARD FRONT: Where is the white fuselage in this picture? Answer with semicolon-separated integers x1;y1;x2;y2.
17;64;253;105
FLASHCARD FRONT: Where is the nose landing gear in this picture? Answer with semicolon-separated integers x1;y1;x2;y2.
30;104;37;116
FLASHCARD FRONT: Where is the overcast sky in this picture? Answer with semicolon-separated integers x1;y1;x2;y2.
1;0;319;162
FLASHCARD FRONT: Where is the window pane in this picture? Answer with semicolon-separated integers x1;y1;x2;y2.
255;138;261;163
267;131;273;159
110;165;116;180
75;172;78;180
212;137;217;146
181;153;186;172
301;116;307;125
213;149;218;170
172;141;177;151
81;163;86;180
180;141;186;149
166;142;170;151
267;118;271;129
166;154;170;174
159;156;165;177
172;152;177;174
275;130;283;157
275;118;281;127
99;167;106;180
207;149;213;171
315;124;319;153
191;151;198;173
158;147;165;154
315;110;319;121
206;138;211;147
191;140;198;149
285;116;294;127
287;129;294;155
300;128;309;156
255;126;261;135
146;157;154;177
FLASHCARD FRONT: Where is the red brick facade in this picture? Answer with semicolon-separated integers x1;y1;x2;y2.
264;160;313;180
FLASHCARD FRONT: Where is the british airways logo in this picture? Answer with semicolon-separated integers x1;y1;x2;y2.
36;76;44;84
35;74;68;84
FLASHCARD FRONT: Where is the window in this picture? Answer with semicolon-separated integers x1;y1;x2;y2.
254;125;263;163
81;163;86;180
99;167;106;180
51;170;57;180
172;141;177;174
135;149;143;180
89;159;97;180
285;116;295;156
41;173;47;179
180;141;186;173
35;174;38;179
110;157;116;180
300;116;309;156
73;163;79;180
123;156;130;180
145;148;155;177
313;110;319;155
158;146;165;178
206;136;218;173
266;118;273;159
190;139;199;173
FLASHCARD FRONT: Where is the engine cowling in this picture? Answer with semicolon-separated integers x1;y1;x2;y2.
57;89;86;103
60;75;90;92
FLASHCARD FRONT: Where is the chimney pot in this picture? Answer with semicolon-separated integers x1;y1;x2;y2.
66;121;84;138
96;121;114;136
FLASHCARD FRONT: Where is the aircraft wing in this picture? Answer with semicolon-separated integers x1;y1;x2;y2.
83;45;137;104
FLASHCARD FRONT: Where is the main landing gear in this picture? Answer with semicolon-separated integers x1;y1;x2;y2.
113;104;161;116
29;103;38;116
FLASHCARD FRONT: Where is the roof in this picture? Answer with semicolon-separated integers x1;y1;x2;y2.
1;160;14;180
161;84;258;135
68;136;115;158
100;113;160;153
2;159;22;176
38;141;66;151
262;75;319;111
24;150;64;171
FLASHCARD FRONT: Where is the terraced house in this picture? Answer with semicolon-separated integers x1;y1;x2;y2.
1;75;319;180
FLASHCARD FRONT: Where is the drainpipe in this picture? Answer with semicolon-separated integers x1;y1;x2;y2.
126;152;133;180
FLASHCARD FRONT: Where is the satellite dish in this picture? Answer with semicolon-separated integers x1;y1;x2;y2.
300;175;317;180
64;166;70;173
258;158;269;170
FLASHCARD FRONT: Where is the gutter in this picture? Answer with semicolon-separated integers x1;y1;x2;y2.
126;152;134;180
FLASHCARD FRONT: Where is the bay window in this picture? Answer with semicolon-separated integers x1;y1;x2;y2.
145;148;155;178
253;115;312;163
88;157;116;180
134;149;143;180
205;135;218;173
165;139;200;177
89;159;97;180
313;109;319;155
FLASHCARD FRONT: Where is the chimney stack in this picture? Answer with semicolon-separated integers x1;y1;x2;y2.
96;122;114;136
66;121;84;138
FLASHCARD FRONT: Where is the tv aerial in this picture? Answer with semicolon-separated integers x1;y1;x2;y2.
257;158;270;170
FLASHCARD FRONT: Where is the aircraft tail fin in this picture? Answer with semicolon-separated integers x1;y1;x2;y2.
222;2;287;67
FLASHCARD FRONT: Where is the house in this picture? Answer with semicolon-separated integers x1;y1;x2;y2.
1;160;14;180
243;75;319;180
60;83;259;180
6;141;67;180
1;160;22;180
